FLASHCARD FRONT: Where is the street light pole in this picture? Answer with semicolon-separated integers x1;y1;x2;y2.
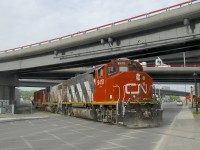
193;73;198;112
154;85;156;100
191;86;193;108
185;84;187;105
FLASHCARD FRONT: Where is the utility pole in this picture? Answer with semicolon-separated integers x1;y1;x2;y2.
193;73;198;112
191;86;193;108
183;52;186;67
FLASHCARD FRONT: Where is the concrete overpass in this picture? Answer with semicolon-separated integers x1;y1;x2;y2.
19;79;62;87
17;66;200;83
154;88;189;97
145;67;200;83
0;1;200;104
0;0;200;73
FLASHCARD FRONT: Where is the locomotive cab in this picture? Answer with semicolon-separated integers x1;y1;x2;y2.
94;59;162;128
94;59;152;102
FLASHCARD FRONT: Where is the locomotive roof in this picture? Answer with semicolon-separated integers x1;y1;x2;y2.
72;59;140;78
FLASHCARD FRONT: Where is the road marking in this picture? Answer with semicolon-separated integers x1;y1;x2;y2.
70;129;95;138
23;121;91;138
0;146;30;150
106;141;129;150
20;136;35;150
120;134;139;139
45;131;81;150
10;122;15;125
27;138;55;142
95;146;120;150
27;121;34;126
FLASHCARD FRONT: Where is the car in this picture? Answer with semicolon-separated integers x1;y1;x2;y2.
176;100;183;106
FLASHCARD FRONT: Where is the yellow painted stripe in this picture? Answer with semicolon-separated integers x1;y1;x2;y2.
62;102;72;105
130;101;156;105
92;101;118;105
42;100;156;105
42;101;118;105
42;102;58;105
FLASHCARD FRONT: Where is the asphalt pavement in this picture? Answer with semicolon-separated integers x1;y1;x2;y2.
0;103;199;150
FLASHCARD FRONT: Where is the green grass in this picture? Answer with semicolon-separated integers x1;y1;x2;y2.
193;111;200;115
191;107;200;119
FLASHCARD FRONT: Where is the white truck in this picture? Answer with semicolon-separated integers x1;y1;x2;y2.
155;57;171;67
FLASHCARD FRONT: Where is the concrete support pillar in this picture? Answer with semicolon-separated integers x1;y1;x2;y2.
0;86;9;100
9;86;15;105
0;73;19;113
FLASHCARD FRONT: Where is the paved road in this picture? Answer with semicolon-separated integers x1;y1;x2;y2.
0;103;199;150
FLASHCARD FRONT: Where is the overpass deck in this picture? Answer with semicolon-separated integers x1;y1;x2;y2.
0;0;199;87
0;0;198;55
0;0;200;73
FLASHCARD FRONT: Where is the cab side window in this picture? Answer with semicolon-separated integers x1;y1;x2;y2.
98;68;103;78
108;66;116;76
130;64;136;71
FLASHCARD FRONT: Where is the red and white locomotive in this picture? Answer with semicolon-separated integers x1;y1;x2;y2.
34;59;162;128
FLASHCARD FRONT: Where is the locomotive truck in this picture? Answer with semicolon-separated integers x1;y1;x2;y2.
34;59;163;128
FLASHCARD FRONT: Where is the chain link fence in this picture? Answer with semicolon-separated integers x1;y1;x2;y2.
0;100;14;114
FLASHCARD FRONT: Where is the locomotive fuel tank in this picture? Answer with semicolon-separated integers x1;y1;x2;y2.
72;108;96;120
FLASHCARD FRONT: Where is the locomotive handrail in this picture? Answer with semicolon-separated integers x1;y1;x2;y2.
0;0;198;54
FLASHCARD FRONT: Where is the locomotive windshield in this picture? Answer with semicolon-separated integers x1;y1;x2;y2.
119;66;128;72
107;60;143;76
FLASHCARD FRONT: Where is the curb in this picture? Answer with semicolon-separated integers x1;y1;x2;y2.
0;116;50;123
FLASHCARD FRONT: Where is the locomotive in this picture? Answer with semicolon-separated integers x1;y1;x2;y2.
34;59;162;128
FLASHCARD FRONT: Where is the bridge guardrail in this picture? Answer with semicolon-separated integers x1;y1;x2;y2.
0;0;198;54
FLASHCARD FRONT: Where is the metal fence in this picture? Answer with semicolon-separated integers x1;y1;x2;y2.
0;100;14;114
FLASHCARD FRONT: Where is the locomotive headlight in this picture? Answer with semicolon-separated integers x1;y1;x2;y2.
136;73;140;81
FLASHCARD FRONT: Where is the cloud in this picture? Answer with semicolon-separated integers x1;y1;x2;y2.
0;0;187;50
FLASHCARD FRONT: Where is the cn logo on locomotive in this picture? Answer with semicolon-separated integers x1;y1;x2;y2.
125;83;147;94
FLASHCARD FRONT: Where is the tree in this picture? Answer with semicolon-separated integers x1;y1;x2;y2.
169;95;180;102
19;90;36;101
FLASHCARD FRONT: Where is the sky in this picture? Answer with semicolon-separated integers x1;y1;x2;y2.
0;0;194;92
0;0;190;51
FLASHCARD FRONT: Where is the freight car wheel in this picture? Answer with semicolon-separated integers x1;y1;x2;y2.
62;105;68;115
68;107;74;116
50;105;56;113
